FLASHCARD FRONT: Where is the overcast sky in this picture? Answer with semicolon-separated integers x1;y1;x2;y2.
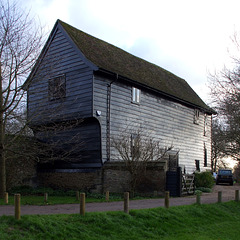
15;0;240;104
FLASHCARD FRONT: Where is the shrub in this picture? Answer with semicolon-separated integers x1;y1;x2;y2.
195;172;215;189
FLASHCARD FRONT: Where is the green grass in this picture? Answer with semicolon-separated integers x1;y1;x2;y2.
0;201;240;239
0;195;124;205
1;186;149;205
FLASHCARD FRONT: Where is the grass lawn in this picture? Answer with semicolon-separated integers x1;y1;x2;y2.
0;195;122;205
0;201;240;239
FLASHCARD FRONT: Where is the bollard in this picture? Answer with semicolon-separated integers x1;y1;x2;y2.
4;192;8;204
235;190;239;202
153;191;158;197
106;191;109;202
44;193;48;203
196;192;201;205
218;191;222;203
165;191;170;208
80;193;86;216
14;194;21;220
124;192;129;214
76;191;80;201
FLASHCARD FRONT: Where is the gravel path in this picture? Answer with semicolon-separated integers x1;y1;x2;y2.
0;184;239;216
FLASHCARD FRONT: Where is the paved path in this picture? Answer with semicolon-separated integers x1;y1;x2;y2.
0;185;239;216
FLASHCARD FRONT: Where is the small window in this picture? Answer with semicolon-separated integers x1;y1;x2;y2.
204;114;207;136
132;87;140;103
204;144;207;167
194;109;200;124
48;75;66;100
195;160;200;171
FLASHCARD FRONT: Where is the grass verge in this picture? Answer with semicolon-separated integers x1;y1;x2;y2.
0;201;240;239
0;195;124;205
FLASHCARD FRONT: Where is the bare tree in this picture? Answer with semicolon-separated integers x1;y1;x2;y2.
112;130;174;195
209;33;240;163
0;0;43;197
211;118;228;171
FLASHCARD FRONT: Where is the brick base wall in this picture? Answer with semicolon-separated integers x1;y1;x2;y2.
9;159;168;195
102;160;168;196
37;170;103;192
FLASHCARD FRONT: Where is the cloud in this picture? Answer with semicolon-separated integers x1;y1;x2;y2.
14;0;240;103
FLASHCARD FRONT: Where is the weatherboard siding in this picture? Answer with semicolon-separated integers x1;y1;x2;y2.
35;118;101;165
93;75;212;173
27;28;93;126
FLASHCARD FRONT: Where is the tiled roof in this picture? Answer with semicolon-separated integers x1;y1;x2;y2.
60;20;212;113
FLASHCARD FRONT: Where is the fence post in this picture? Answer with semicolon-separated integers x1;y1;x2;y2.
218;191;222;203
80;193;86;216
196;192;201;205
165;191;170;208
44;193;48;203
76;191;80;201
14;194;21;220
235;190;239;202
4;192;8;204
124;192;129;214
106;191;109;202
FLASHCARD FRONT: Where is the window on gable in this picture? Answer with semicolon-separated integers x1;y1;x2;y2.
194;109;200;124
48;75;66;100
132;87;140;103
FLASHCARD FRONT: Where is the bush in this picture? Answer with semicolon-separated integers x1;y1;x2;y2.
195;172;215;189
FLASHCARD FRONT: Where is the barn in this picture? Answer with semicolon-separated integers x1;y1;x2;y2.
26;20;214;194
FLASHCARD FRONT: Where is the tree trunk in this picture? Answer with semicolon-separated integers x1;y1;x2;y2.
0;142;6;198
0;64;6;198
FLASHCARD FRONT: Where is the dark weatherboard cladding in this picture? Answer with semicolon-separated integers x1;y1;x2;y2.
26;19;214;175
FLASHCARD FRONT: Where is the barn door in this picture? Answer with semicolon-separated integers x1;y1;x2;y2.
166;167;182;197
165;153;181;197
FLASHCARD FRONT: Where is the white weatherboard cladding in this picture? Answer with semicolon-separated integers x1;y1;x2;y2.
94;76;212;174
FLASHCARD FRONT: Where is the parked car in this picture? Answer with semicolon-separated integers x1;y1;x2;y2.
216;169;233;185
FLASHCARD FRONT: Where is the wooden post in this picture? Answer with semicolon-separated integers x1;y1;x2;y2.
165;191;170;208
4;192;8;204
124;192;129;214
14;194;21;220
196;192;201;205
106;191;109;202
80;193;86;216
44;193;48;203
218;191;222;203
235;190;239;202
76;191;80;201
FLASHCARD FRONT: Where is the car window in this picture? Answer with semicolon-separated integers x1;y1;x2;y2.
218;170;232;175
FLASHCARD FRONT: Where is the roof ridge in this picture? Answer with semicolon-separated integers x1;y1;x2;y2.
58;20;213;113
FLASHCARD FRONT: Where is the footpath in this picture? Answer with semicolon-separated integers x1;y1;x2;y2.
0;185;239;216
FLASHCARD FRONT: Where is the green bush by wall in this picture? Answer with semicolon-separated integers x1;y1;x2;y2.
195;171;215;189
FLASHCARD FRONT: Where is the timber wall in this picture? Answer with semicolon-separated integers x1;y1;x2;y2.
28;27;93;126
93;75;212;173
